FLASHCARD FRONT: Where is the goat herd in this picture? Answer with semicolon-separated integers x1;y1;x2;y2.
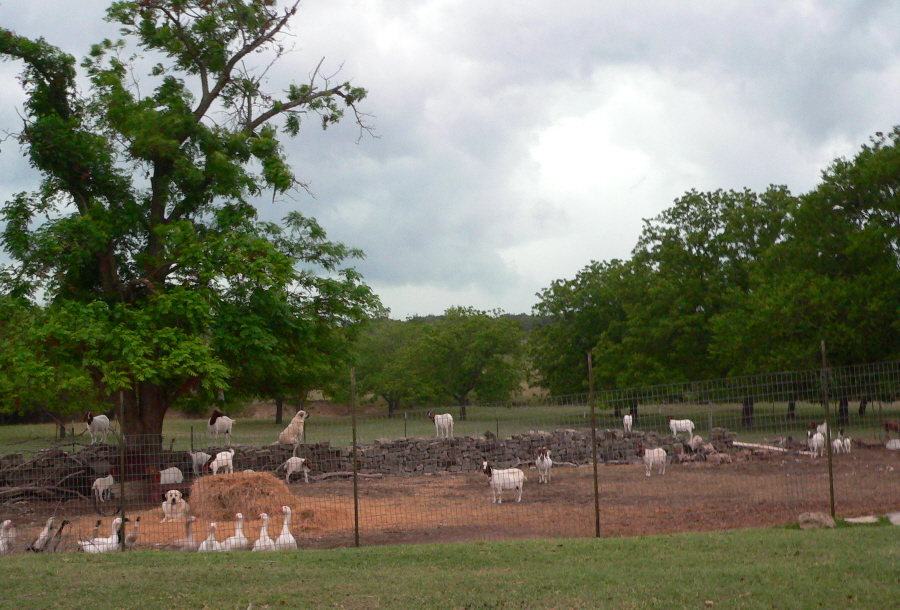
2;409;898;557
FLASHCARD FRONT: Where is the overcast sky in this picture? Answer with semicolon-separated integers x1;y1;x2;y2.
2;1;899;318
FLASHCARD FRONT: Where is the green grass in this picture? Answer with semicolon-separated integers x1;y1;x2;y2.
1;526;899;609
1;400;896;455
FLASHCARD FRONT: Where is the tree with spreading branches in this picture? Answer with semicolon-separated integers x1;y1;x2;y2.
0;0;381;443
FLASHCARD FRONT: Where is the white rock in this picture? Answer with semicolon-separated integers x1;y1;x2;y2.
887;512;900;526
886;439;900;450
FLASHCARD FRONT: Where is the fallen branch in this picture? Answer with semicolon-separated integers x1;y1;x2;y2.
312;471;384;481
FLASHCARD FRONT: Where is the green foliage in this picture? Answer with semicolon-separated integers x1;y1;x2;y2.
351;308;527;412
0;1;379;438
532;130;900;390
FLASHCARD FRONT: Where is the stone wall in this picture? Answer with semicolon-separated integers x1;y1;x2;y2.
244;427;737;476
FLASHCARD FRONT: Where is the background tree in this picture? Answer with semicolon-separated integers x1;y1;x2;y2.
412;307;525;419
0;296;96;434
529;259;628;395
709;129;900;373
0;1;379;443
349;317;426;417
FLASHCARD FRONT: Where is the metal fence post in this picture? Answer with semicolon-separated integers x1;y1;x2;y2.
821;342;836;519
588;352;600;538
350;367;360;548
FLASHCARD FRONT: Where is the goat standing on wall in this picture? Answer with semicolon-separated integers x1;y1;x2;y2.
208;409;234;445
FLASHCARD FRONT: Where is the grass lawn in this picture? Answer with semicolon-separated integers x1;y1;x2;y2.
1;525;898;609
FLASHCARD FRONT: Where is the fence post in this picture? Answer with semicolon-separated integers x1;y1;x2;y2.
588;352;601;538
404;412;407;439
350;367;360;548
119;390;126;550
821;342;836;519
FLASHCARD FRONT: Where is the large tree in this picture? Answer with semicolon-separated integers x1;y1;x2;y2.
413;307;525;419
0;1;380;443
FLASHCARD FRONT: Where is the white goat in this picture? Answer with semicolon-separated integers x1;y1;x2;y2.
427;410;454;438
277;410;309;447
85;412;110;444
148;465;184;485
535;448;552;484
639;445;667;477
208;409;234;445
190;451;212;476
623;414;633;433
668;417;694;440
809;421;828;436
205;448;235;475
92;473;115;502
482;460;525;503
834;428;851;454
279;456;312;484
688;435;704;452
807;430;825;458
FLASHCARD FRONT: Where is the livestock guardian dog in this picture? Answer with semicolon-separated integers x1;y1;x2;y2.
160;489;191;523
278;410;310;447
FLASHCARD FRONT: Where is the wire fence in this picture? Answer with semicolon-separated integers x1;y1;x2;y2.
2;360;900;554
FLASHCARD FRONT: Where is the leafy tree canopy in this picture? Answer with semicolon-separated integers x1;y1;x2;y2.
0;0;381;441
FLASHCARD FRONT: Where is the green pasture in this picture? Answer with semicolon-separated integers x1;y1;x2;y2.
1;399;896;456
1;525;899;609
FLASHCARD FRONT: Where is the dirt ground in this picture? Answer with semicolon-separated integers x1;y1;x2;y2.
3;444;899;552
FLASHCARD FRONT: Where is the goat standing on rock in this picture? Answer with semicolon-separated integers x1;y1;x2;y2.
208;408;234;445
85;411;110;444
427;410;453;438
668;417;694;440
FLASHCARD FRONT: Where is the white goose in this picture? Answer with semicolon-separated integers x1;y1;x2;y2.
0;520;16;555
79;517;124;553
252;513;276;551
28;517;56;552
222;513;249;551
198;522;223;552
274;506;297;550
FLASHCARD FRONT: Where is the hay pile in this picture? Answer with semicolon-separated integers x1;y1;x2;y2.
190;471;309;521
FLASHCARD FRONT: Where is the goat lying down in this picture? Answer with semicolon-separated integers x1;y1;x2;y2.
482;460;525;503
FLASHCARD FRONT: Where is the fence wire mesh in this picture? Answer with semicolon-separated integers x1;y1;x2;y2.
1;361;899;554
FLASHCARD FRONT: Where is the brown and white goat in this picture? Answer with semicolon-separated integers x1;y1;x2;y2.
482;460;525;503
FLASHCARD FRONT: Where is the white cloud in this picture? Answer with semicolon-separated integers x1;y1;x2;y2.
2;0;900;319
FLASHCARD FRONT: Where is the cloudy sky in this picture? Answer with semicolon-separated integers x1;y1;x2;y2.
2;1;899;318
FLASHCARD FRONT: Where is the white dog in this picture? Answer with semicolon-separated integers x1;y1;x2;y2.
160;489;191;523
278;410;310;447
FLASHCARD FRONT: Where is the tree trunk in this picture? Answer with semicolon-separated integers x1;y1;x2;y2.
387;397;401;418
613;404;622;419
858;398;868;417
742;396;754;428
838;396;849;426
275;397;284;425
459;398;468;421
120;382;170;448
629;398;638;419
787;399;796;421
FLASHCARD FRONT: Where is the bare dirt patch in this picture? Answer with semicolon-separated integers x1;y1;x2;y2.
4;445;899;551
